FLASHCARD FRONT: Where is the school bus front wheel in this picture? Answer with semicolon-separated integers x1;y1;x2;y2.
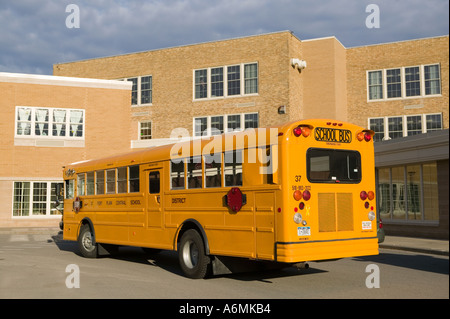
78;224;98;258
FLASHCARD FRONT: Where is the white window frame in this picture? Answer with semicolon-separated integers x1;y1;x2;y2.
121;75;153;106
139;121;152;140
12;181;64;218
193;62;258;101
193;112;259;137
368;113;443;141
366;63;441;102
14;106;85;140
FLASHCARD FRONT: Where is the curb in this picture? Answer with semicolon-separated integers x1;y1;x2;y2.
379;244;449;256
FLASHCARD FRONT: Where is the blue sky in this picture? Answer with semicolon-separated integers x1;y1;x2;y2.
0;0;448;75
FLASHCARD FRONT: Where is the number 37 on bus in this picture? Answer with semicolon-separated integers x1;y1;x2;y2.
57;119;379;278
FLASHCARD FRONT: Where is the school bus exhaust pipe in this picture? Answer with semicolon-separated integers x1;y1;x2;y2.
293;262;309;269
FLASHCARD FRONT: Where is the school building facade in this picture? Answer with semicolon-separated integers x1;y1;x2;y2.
0;72;132;227
1;31;448;238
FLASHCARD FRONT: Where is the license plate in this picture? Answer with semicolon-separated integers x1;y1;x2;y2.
297;226;311;236
362;221;372;230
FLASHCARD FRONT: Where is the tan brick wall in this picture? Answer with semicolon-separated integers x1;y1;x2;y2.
54;32;305;138
0;76;131;227
54;33;449;136
346;36;449;129
301;37;348;122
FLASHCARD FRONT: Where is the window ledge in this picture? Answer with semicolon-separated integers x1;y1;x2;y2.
14;137;85;148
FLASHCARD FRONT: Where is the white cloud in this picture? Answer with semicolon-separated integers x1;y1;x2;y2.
0;0;448;74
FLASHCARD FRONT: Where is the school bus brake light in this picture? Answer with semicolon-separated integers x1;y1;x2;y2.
357;130;373;142
293;125;311;137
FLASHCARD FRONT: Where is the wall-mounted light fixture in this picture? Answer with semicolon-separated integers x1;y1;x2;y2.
291;58;307;70
278;105;286;114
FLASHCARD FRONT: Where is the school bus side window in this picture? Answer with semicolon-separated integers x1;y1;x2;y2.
106;169;116;194
77;173;85;196
96;170;105;195
149;171;160;194
188;156;202;189
224;150;242;187
117;167;127;193
65;179;74;199
86;172;95;195
171;159;185;190
129;165;140;193
204;153;221;188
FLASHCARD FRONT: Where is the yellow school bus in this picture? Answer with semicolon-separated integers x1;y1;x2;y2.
61;119;378;278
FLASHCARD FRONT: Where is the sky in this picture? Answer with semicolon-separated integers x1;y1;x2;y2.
0;0;448;75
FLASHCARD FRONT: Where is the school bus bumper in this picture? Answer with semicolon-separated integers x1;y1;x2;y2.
275;236;379;263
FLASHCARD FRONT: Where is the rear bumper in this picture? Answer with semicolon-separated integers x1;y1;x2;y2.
275;237;379;263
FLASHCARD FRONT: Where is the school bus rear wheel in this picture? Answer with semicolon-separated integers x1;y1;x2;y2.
178;229;211;279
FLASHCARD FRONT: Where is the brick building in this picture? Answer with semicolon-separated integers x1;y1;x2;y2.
0;72;132;227
2;31;448;238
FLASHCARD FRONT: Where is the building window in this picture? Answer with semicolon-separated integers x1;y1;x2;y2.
123;76;152;106
194;62;258;100
211;67;224;97
424;64;441;95
227;114;241;132
13;181;63;217
244;113;259;129
368;71;383;100
130;78;138;105
139;121;152;140
425;114;443;131
227;65;241;96
377;163;439;223
367;64;441;101
388;116;403;139
211;116;224;135
15;107;84;139
195;69;208;99
369;113;442;141
194;117;207;137
406;115;422;136
193;112;259;137
405;66;420;97
244;63;258;94
141;76;152;104
386;68;402;99
369;118;384;142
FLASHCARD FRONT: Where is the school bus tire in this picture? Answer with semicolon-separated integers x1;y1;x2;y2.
178;229;211;279
78;223;98;258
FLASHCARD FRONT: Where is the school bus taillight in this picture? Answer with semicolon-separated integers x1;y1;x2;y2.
360;191;368;200
360;190;375;201
302;190;311;201
293;125;311;137
293;190;302;201
357;130;373;142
